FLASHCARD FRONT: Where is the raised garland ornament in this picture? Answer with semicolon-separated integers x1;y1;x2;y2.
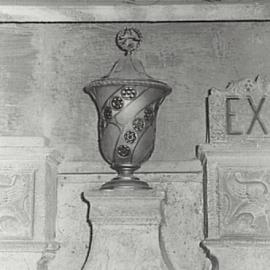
84;28;172;190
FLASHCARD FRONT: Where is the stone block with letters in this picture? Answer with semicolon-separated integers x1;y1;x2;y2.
208;76;270;143
199;76;270;270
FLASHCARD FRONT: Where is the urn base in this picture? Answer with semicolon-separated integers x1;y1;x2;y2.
101;178;151;190
101;164;152;190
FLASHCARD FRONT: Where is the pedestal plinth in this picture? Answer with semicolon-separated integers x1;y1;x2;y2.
82;189;168;270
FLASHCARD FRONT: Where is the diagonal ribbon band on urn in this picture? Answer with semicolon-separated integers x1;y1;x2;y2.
84;27;172;190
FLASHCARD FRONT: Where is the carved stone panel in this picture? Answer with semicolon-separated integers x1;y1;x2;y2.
199;146;270;270
0;171;35;239
198;145;270;240
208;76;270;143
218;167;270;238
0;137;62;270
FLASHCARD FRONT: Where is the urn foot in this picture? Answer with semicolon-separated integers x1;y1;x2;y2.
100;178;151;190
101;164;152;190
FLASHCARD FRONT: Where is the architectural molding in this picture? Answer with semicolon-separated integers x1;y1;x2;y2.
58;159;202;174
58;172;202;187
0;2;269;22
200;241;219;270
37;243;60;270
0;136;48;147
0;241;59;252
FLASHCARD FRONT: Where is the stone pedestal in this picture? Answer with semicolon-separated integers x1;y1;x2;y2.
199;145;270;270
82;189;169;270
0;137;62;270
199;76;270;270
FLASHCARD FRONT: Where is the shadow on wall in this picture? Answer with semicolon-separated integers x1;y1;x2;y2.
80;192;93;270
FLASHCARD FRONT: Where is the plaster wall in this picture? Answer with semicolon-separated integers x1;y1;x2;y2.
2;23;270;163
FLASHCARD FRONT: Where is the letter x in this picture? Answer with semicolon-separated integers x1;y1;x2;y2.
247;96;268;135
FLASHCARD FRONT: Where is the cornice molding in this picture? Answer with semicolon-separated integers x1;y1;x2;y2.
0;2;269;22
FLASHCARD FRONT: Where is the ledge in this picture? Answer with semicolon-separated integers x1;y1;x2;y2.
198;143;270;155
203;238;270;247
0;136;47;147
0;2;269;22
58;159;202;174
0;241;60;252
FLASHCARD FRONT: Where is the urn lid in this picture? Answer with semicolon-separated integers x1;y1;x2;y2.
84;28;171;94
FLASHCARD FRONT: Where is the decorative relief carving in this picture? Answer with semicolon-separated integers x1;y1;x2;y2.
0;172;34;239
201;77;270;269
219;168;270;237
208;76;270;143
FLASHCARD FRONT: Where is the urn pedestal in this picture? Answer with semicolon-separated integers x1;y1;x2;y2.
82;189;169;270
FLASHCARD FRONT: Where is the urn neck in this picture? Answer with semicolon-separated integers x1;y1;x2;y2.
101;163;151;190
111;163;140;179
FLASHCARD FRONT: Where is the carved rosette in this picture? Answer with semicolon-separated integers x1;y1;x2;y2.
84;28;171;189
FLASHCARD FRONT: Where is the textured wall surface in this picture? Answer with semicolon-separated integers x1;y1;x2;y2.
2;22;270;163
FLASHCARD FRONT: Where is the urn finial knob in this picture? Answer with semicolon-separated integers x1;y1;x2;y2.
115;27;143;55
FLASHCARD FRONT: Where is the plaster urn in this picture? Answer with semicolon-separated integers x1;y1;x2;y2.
84;28;171;190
